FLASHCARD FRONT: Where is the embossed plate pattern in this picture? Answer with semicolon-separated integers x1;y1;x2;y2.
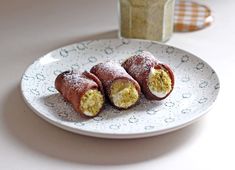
21;39;220;139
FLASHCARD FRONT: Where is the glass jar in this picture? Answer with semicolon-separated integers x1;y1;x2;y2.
119;0;175;42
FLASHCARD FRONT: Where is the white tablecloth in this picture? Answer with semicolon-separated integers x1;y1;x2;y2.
0;0;234;169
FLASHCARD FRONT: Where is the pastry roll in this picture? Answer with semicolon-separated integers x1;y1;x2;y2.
90;62;141;109
55;71;105;117
122;51;174;100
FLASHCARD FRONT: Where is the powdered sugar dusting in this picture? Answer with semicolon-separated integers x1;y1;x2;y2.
91;61;134;87
63;71;97;91
95;62;127;77
122;51;159;79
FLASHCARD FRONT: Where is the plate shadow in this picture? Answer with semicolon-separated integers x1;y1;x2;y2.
3;29;205;165
2;83;204;165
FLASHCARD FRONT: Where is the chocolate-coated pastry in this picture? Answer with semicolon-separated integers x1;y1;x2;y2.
90;61;141;109
122;51;174;100
55;70;105;117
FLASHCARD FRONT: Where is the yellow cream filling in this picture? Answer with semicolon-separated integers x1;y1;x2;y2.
148;68;172;97
80;89;104;116
110;80;139;109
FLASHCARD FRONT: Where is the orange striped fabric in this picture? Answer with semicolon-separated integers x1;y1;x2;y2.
174;1;213;32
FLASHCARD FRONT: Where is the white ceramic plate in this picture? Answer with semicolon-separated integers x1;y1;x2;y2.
21;39;220;139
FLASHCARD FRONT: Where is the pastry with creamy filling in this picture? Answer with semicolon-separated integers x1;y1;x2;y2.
122;51;174;100
90;62;140;109
55;71;104;117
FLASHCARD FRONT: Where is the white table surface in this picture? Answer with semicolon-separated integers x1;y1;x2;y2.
0;0;234;169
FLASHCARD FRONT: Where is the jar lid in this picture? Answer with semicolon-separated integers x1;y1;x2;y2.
174;1;213;32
